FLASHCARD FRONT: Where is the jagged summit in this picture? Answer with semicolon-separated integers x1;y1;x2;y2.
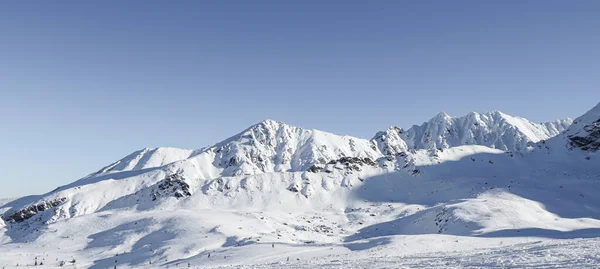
88;109;574;182
211;119;287;146
432;111;451;121
207;118;381;176
244;119;284;131
397;110;572;151
371;126;408;156
95;110;574;179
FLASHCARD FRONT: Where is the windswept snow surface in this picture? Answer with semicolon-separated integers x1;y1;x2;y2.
2;106;600;268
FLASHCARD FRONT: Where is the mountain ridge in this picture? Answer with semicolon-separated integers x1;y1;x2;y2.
1;104;599;268
93;110;574;177
390;110;572;152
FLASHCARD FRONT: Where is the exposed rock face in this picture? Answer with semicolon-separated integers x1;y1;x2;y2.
569;119;600;152
307;164;323;173
327;157;377;171
3;197;67;223
307;157;377;173
563;102;600;152
151;174;192;200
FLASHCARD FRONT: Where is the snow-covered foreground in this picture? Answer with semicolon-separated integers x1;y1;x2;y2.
1;104;599;268
3;228;600;268
221;237;600;269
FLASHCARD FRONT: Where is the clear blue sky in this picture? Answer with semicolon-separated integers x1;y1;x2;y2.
1;1;599;198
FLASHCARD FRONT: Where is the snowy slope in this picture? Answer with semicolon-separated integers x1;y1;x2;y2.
0;120;385;232
371;126;409;156
91;147;197;175
564;102;600;152
1;105;599;269
383;111;572;152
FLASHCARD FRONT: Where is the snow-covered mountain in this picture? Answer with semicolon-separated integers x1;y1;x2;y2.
376;111;572;152
90;120;382;178
2;105;600;269
207;119;381;176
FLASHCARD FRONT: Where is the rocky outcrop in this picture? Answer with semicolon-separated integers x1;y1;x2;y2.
307;157;377;173
151;174;191;201
569;119;600;152
3;197;67;223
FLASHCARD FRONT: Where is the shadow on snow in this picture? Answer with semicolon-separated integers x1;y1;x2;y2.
345;150;600;248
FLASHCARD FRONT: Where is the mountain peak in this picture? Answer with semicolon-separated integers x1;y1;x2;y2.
245;119;286;131
432;111;451;121
371;126;408;156
208;119;381;176
255;119;282;126
398;110;572;151
486;110;509;118
3;102;600;268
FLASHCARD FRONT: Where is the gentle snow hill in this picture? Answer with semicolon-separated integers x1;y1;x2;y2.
375;110;572;152
2;104;600;269
91;147;197;175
